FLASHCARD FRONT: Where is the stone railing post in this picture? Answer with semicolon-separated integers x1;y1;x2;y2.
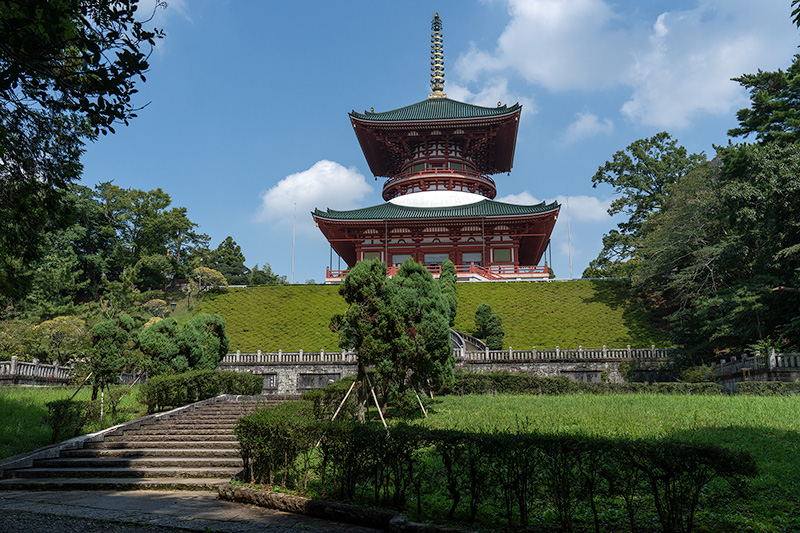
556;346;560;358
485;346;489;360
10;355;17;376
532;346;537;359
509;347;513;359
768;348;776;369
33;358;40;379
278;349;283;362
602;345;607;358
651;345;656;357
578;346;583;359
627;345;632;358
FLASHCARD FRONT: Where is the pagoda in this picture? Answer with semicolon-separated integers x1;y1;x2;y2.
314;13;560;283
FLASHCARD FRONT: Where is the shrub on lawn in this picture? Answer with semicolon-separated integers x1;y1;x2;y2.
138;370;262;413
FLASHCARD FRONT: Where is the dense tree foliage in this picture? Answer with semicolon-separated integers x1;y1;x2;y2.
0;0;163;300
332;259;453;415
474;303;504;349
588;132;706;275
728;54;800;145
439;259;458;326
596;21;800;359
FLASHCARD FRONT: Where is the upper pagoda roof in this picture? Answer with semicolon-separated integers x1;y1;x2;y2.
313;198;558;222
350;98;521;123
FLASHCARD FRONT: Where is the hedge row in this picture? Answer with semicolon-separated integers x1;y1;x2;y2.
236;399;756;532
138;370;262;413
735;381;800;395
446;372;723;395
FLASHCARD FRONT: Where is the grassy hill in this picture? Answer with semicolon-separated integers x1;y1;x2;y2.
198;280;671;352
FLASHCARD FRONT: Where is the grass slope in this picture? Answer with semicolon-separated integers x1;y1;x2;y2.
199;286;348;353
453;280;670;349
199;280;669;352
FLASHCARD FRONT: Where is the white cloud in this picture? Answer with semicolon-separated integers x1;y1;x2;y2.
497;192;611;222
562;112;614;144
447;79;536;111
257;160;372;234
452;0;797;129
455;0;631;91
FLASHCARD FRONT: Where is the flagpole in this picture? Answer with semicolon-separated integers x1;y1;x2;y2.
291;203;296;284
567;195;573;279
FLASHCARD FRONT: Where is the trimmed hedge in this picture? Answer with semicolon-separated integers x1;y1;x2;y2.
446;372;723;396
236;400;756;532
138;370;263;413
735;381;800;395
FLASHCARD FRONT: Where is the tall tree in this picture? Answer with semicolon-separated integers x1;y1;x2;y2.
589;132;706;273
439;259;458;327
210;237;248;285
474;303;504;350
728;54;800;145
392;259;454;395
0;0;163;300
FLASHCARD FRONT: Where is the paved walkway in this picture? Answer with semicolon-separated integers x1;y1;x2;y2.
0;489;380;532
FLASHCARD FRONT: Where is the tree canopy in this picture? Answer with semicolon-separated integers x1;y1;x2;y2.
0;0;163;301
332;259;453;414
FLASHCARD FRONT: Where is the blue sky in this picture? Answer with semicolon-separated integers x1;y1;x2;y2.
80;0;799;283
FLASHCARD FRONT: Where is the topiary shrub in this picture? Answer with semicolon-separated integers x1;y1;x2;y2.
138;369;262;413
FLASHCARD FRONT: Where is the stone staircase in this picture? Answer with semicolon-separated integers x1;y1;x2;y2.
0;395;293;490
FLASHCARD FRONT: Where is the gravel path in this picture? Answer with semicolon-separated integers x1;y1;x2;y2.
0;490;380;532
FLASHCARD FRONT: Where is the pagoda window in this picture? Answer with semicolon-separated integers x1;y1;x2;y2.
424;253;449;266
413;163;425;172
462;252;482;265
362;251;381;261
392;254;412;265
493;249;512;263
451;162;463;170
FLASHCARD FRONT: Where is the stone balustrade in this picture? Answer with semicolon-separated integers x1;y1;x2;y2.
459;345;673;362
0;356;72;386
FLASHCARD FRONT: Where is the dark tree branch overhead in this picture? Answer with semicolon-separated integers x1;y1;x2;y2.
0;0;164;302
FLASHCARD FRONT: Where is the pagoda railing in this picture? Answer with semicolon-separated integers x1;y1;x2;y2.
384;167;495;185
382;169;497;200
326;264;548;282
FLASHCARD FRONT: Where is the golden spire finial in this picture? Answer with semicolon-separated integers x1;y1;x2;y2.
429;12;446;98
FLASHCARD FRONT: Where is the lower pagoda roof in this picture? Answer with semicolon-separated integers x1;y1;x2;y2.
312;198;559;222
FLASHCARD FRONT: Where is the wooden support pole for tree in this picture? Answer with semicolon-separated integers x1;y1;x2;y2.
413;388;428;418
366;373;389;432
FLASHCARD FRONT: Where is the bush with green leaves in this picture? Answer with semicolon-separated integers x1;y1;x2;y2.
444;372;723;396
736;381;800;395
138;369;262;413
45;399;87;444
474;303;504;349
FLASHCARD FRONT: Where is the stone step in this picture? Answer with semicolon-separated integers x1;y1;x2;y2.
0;477;232;490
84;440;238;450
4;466;240;479
0;398;290;490
63;448;240;459
126;427;235;436
104;433;237;442
34;457;242;469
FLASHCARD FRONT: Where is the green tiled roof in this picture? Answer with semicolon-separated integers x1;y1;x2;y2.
350;98;521;122
313;199;559;221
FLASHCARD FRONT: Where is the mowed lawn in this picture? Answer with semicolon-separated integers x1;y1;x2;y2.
417;393;800;531
0;385;145;460
199;280;670;352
